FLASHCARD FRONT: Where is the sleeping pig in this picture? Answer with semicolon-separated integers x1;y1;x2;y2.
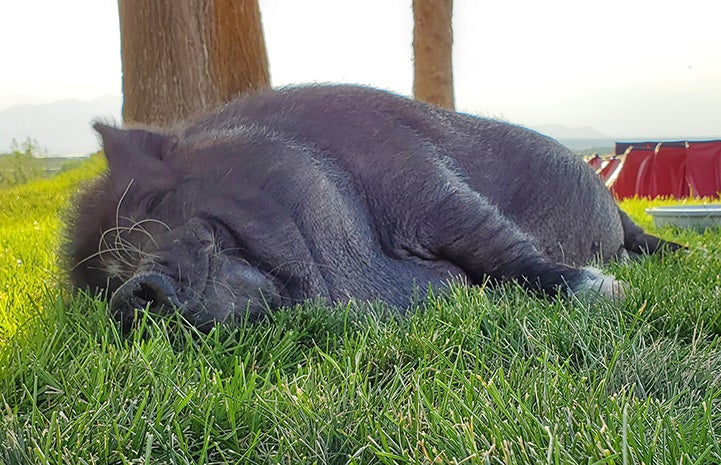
66;85;680;331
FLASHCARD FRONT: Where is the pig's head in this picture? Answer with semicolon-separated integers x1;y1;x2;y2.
66;123;280;332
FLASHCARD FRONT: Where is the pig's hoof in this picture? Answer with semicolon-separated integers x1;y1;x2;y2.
571;266;627;302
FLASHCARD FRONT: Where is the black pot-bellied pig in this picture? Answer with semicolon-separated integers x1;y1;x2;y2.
66;85;680;332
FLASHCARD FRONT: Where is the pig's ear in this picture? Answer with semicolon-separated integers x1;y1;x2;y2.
94;123;177;189
93;123;176;167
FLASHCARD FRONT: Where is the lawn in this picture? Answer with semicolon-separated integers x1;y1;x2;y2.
1;158;720;464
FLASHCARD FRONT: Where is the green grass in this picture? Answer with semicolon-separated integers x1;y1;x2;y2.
1;161;720;464
0;154;105;343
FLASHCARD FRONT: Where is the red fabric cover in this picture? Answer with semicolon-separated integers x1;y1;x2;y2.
686;142;721;197
611;148;654;199
603;141;721;198
587;155;603;171
598;158;621;183
650;145;689;198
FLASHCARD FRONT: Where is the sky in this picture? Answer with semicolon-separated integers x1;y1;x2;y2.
1;0;720;139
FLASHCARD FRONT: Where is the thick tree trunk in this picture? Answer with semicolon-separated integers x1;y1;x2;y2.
412;0;454;110
118;0;270;126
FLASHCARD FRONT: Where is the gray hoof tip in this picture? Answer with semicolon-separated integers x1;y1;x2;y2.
571;266;627;302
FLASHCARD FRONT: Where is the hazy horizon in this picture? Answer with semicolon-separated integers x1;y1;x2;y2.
2;0;719;150
6;93;721;158
5;93;721;141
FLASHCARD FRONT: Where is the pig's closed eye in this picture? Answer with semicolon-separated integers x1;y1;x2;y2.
138;193;162;213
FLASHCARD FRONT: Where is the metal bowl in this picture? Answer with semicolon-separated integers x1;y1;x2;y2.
645;204;721;230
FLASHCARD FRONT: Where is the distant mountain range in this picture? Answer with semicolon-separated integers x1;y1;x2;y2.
531;124;610;141
530;124;615;152
1;96;618;156
0;95;122;156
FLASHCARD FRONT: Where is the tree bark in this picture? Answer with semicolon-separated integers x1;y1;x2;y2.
118;0;270;126
412;0;454;110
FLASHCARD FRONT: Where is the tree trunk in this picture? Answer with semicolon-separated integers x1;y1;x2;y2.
118;0;270;126
412;0;454;110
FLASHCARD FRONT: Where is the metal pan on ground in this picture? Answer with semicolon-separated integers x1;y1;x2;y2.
645;204;721;231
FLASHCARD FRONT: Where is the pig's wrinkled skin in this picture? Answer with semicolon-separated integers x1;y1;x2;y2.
66;85;680;332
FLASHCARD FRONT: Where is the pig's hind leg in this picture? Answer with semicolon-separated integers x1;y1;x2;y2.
409;190;622;299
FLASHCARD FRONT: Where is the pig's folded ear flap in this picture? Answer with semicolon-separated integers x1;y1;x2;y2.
93;123;178;188
93;123;176;166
